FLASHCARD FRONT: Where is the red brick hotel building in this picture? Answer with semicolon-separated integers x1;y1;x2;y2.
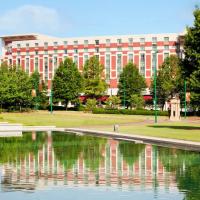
0;33;184;95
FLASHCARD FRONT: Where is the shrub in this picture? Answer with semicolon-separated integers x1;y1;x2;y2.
85;98;97;112
92;108;168;116
105;96;121;109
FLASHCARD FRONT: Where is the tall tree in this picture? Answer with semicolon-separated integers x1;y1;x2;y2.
83;56;108;98
182;7;200;110
0;64;33;110
151;55;182;110
52;58;84;109
118;62;146;108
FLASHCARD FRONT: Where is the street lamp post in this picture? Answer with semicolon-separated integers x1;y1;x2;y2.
50;82;53;114
154;51;158;123
184;80;187;119
123;77;126;109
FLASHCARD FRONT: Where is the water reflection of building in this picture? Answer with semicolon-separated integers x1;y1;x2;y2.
1;132;176;191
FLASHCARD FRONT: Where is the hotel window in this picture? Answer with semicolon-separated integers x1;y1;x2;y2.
84;40;88;46
44;57;48;81
105;54;111;80
17;58;20;67
140;45;145;51
26;51;29;56
17;44;21;48
128;38;133;44
95;48;99;53
128;46;133;51
74;55;78;65
164;45;169;50
54;49;58;54
35;51;39;55
17;51;20;56
44;42;48;48
117;39;122;44
64;49;67;54
152;37;157;43
84;48;88;53
152;53;157;75
35;43;39;47
106;39;110;45
106;48;110;52
128;54;133;63
26;43;29;48
95;55;99;60
54;41;58;46
35;57;39;71
117;54;122;77
9;59;12;66
140;53;145;77
63;56;67;62
117;47;122;52
54;57;58;73
152;44;157;51
26;58;29;74
140;38;145;43
164;37;169;42
164;52;169;60
95;40;99;45
74;49;78;54
44;50;48;55
84;54;89;64
74;40;78;45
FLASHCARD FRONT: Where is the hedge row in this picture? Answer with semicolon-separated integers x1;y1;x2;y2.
92;108;168;116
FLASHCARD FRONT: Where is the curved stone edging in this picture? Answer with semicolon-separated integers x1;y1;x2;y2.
65;128;200;152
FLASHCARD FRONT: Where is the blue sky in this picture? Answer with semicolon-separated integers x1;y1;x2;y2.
0;0;199;38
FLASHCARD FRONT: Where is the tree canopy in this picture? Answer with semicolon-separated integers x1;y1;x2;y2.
182;7;200;110
83;56;108;98
151;55;182;110
0;63;33;110
52;58;84;108
118;62;146;108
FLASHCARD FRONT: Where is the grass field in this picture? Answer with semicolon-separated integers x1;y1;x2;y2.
1;111;200;142
0;111;145;127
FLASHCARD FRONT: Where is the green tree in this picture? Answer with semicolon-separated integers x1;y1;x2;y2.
83;56;108;98
105;96;121;109
85;98;97;112
0;64;33;111
129;94;144;109
52;58;84;109
151;55;182;110
118;62;146;108
30;71;48;109
182;7;200;110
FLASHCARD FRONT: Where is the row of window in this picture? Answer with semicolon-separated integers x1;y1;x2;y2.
17;45;170;56
17;52;170;81
16;37;170;48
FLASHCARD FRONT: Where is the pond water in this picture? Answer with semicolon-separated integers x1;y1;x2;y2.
0;131;199;200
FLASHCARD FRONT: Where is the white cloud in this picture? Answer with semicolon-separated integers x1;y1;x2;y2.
0;5;68;34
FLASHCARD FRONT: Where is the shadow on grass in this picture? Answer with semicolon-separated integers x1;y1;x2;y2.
148;125;200;130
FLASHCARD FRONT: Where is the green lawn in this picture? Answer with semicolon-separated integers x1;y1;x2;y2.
1;111;200;142
94;121;200;142
0;111;145;127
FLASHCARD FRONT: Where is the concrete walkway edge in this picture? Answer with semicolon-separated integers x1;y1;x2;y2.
65;128;200;152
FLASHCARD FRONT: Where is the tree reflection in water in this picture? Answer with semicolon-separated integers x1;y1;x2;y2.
158;147;200;200
0;132;46;164
0;131;199;200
